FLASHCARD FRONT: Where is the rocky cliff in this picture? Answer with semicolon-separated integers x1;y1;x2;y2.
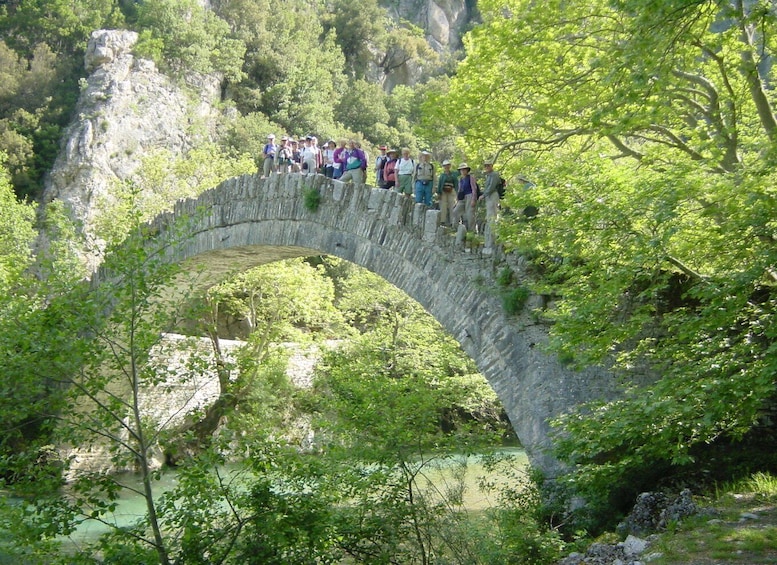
381;0;473;89
42;29;222;271
395;0;472;51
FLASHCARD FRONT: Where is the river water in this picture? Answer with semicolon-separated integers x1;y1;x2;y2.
63;447;528;545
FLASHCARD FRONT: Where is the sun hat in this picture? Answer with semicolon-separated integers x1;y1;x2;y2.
457;162;470;170
442;159;451;166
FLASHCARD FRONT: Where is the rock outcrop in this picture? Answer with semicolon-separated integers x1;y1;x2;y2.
400;0;471;51
42;29;222;271
381;0;473;89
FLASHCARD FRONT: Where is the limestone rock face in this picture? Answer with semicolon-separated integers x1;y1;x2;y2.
381;0;471;89
404;0;470;51
42;29;222;270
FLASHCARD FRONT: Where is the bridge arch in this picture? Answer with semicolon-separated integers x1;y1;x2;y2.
129;172;614;476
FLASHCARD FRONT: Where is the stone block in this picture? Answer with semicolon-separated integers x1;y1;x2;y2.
332;180;346;202
368;187;387;211
424;210;440;242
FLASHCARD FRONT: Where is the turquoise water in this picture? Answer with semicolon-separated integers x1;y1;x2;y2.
4;448;527;551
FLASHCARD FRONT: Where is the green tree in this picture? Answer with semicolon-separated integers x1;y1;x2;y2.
0;0;124;56
165;258;344;459
0;160;88;493
0;159;52;483
434;0;777;525
323;0;440;84
323;0;387;79
294;291;510;563
0;208;218;563
216;0;342;135
134;0;246;81
379;22;437;79
0;156;35;287
334;79;389;141
0;39;80;197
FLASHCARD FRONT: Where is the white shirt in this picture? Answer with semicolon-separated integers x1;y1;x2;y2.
397;157;414;175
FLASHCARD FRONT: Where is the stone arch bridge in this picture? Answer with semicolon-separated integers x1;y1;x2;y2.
126;172;615;476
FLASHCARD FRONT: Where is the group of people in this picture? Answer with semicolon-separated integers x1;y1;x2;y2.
261;134;503;250
261;135;369;183
374;147;503;247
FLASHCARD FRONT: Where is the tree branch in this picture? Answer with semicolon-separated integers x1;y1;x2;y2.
734;0;777;139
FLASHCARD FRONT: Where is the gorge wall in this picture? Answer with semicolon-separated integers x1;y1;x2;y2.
42;29;223;271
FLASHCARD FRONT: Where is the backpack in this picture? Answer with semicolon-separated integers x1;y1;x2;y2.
497;177;506;199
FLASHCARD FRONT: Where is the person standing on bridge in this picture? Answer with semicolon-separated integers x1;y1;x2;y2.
383;148;398;190
479;159;502;253
301;136;318;174
339;139;367;184
332;139;347;179
413;151;435;206
396;147;415;197
375;145;389;187
436;160;459;227
322;140;336;178
452;163;478;231
276;136;293;173
262;134;277;177
291;139;302;172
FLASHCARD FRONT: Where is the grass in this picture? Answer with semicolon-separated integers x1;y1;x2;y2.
642;472;777;564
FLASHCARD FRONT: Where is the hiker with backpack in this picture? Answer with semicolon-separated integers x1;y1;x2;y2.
479;159;503;252
262;134;278;178
452;162;478;231
413;150;435;206
396;147;415;196
339;139;368;184
382;148;398;189
375;145;389;187
436;160;459;227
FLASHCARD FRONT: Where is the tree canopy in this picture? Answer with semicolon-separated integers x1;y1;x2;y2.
431;0;777;524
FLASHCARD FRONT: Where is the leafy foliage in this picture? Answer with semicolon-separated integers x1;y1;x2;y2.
93;144;255;246
216;0;343;135
433;0;777;525
134;0;245;81
303;185;321;212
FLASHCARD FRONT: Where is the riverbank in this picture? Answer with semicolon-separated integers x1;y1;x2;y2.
558;472;777;565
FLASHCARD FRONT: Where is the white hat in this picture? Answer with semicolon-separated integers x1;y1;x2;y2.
457;162;470;170
267;134;275;139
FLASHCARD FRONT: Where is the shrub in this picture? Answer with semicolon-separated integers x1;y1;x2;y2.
303;187;321;212
502;285;530;315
